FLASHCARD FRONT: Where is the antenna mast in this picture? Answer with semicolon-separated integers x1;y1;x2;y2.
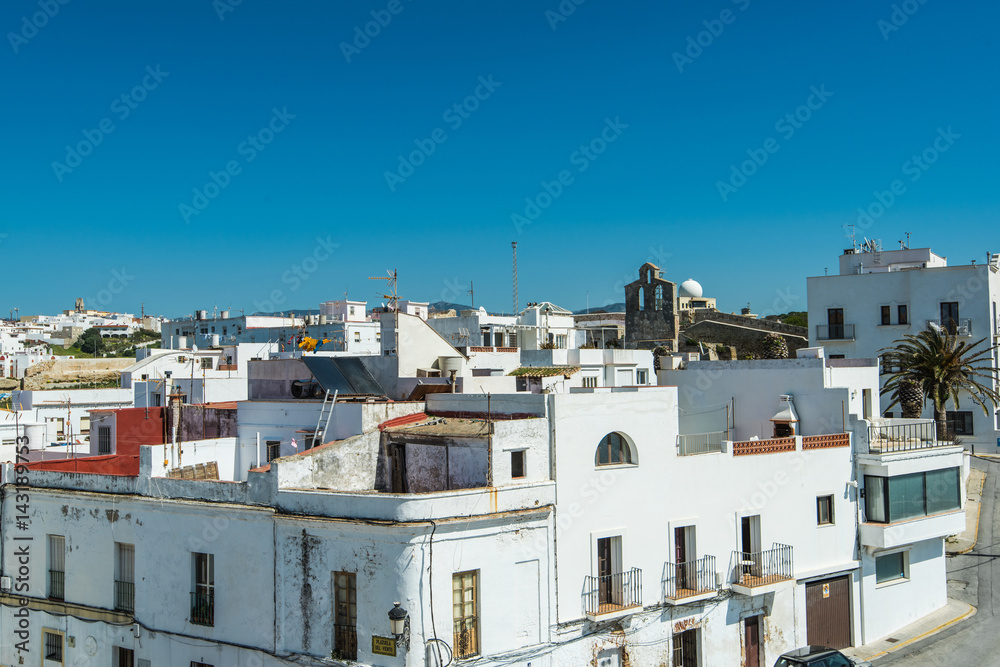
368;268;399;311
511;242;518;314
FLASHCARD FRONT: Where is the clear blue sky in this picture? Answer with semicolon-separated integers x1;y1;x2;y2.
3;0;997;319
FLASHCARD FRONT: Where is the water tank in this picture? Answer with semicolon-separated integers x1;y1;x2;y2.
24;423;47;451
439;356;464;376
173;336;188;349
219;310;230;320
209;334;220;347
196;310;208;321
318;315;328;325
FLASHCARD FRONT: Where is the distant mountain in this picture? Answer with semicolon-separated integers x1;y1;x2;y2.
573;303;626;314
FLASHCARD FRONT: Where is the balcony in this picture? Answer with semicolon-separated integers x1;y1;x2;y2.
663;555;717;605
815;324;855;341
868;419;946;454
860;510;966;549
48;570;64;601
190;591;214;626
584;567;642;621
926;318;972;336
676;431;725;456
114;580;135;614
731;544;794;595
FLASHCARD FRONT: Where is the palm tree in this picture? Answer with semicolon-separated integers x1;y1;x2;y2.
881;326;1000;440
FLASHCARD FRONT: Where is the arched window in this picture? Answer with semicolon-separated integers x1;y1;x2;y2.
595;432;635;466
637;286;645;312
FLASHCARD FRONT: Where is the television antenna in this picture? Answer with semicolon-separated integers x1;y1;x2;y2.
842;225;857;251
369;268;399;311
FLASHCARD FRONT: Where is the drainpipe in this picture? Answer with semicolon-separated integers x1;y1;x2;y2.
449;369;457;394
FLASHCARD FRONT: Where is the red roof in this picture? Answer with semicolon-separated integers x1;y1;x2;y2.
198;401;238;410
25;454;139;476
378;412;428;432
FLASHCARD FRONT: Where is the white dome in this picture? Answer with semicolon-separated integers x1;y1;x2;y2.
679;279;703;298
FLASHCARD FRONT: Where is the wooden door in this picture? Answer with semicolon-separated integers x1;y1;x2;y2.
597;537;612;606
745;616;760;667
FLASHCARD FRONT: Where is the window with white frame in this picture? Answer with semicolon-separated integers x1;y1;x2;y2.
583;376;598;388
636;369;648;385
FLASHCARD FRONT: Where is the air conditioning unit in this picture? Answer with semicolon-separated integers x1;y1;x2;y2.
0;575;11;591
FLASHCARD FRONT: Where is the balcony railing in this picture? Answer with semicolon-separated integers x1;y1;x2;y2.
868;419;941;453
815;323;855;341
333;624;358;661
732;544;793;590
677;432;725;456
584;567;642;617
926;318;972;336
115;580;135;614
190;591;214;626
48;570;64;600
663;555;717;601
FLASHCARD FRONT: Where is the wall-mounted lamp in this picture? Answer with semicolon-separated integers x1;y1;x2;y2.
389;601;409;649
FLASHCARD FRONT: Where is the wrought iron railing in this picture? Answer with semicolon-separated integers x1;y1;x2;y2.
115;580;135;614
732;544;793;588
453;617;480;658
48;570;64;600
815;324;855;341
676;432;725;456
868;419;939;453
333;624;358;660
663;555;716;600
926;318;972;336
190;590;214;626
584;567;642;616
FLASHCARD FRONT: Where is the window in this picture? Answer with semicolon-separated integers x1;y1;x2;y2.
655;285;664;310
638;286;645;312
192;553;214;626
817;495;834;525
898;304;908;325
828;354;846;359
115;646;135;667
333;572;358;660
453;570;480;658
266;441;281;462
354;331;361;343
582;376;598;388
115;542;135;613
637;369;648;385
349;306;355;316
865;468;961;523
98;426;112;454
508;332;518;348
880;305;891;326
511;450;525;479
672;628;698;667
875;551;908;584
53;417;65;438
946;411;974;436
827;308;845;339
200;357;213;370
596;432;633;466
48;535;65;600
44;630;63;662
941;302;959;333
79;416;90;435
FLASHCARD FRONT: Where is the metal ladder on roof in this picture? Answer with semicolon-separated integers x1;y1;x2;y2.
311;389;338;447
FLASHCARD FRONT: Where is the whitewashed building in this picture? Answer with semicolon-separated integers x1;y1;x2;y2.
807;243;1000;449
0;352;966;666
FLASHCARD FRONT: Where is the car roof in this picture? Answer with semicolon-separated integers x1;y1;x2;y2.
782;646;840;658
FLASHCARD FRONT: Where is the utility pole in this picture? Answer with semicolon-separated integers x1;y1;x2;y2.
468;281;475;309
